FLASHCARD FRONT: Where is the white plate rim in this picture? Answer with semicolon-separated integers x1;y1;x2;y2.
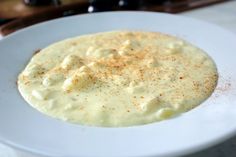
0;11;236;157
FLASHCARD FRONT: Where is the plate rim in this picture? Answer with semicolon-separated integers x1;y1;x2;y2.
0;11;236;157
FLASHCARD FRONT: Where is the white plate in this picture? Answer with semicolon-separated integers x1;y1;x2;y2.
0;11;236;157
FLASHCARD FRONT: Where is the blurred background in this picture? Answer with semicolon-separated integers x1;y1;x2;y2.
0;0;230;36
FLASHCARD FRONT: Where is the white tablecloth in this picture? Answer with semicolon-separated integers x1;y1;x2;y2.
1;1;236;156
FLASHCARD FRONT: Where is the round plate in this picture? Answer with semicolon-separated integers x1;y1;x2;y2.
0;11;236;157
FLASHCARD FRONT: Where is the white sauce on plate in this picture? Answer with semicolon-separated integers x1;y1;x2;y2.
18;31;218;127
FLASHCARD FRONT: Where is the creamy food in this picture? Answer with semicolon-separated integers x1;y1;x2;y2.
18;31;218;127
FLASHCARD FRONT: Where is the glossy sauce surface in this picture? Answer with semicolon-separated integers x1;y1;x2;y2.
18;31;218;127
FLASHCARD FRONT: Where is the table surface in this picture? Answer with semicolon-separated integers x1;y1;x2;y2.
1;1;236;156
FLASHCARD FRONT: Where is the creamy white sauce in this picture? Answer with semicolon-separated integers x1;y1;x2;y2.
18;31;218;127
